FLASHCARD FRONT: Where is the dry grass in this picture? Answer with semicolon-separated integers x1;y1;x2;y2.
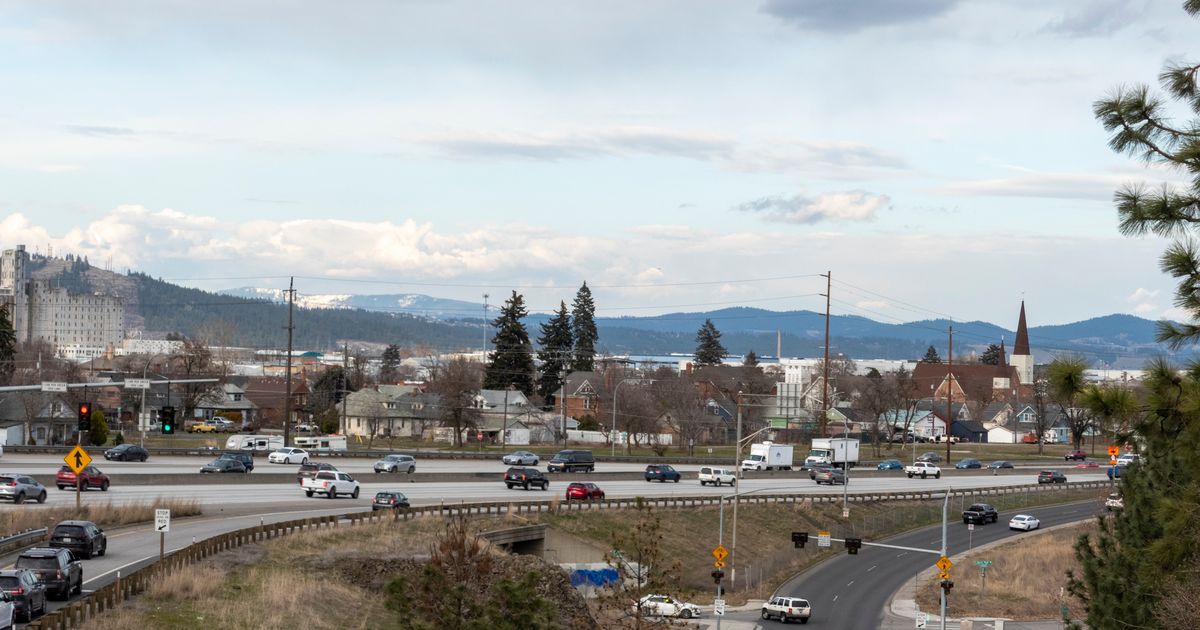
914;522;1097;620
1;498;202;536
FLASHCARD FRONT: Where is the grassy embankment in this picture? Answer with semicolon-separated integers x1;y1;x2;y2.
914;521;1098;620
2;498;202;536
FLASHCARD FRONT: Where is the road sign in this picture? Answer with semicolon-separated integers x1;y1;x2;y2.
714;598;726;616
818;531;831;548
936;556;953;571
842;507;850;518
125;378;151;390
916;611;928;628
64;445;92;475
967;523;975;531
155;509;170;533
712;544;728;561
41;381;67;392
1110;457;1118;465
938;570;950;580
713;560;725;568
1107;445;1120;457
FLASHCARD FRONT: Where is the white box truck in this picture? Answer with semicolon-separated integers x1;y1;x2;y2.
805;438;860;469
740;442;794;471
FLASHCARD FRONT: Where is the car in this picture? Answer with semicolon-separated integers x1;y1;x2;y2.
988;461;1014;470
0;473;47;504
301;470;360;499
1115;453;1141;466
56;465;111;491
297;461;338;483
1037;470;1066;484
808;462;834;480
1105;493;1124;511
761;596;811;624
217;451;255;472
547;449;594;473
187;421;218;433
268;448;309;465
200;459;247;473
1022;433;1039;444
15;548;82;600
502;451;539;466
962;503;999;524
371;491;411;511
1042;433;1060;444
698;466;737;486
1107;464;1124;480
103;443;149;462
813;468;846;485
638;594;701;619
644;464;681;483
1009;514;1041;531
0;591;12;629
48;520;107;559
295;423;318;433
0;569;46;622
1074;461;1099;468
1064;450;1088;461
905;461;942;479
566;482;605;501
210;418;236;432
955;458;982;469
373;454;417;474
504;467;549;490
916;452;942;463
877;459;903;470
934;435;960;444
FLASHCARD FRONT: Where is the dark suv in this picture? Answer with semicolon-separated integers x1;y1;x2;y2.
505;467;549;490
297;462;338;484
15;548;82;600
1038;470;1067;484
547;450;595;473
217;451;254;472
49;520;107;559
0;569;46;621
644;464;681;483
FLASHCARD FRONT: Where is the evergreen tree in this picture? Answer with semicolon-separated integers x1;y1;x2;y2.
380;344;402;383
693;319;726;366
921;345;941;363
0;305;14;385
980;343;1002;365
744;350;759;366
571;282;598;372
536;302;572;403
484;291;535;395
89;410;109;446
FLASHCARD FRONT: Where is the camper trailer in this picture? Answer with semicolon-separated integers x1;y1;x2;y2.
293;435;348;452
224;435;284;452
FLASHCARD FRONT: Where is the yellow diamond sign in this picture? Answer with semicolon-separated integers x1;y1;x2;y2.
936;556;952;571
712;545;729;562
64;445;92;475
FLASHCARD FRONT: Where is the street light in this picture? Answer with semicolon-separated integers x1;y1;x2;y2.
612;378;653;457
715;485;796;630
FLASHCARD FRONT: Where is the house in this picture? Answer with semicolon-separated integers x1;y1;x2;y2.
341;388;439;439
949;420;989;443
238;377;311;430
911;362;1024;404
194;383;259;428
0;393;79;445
560;371;603;419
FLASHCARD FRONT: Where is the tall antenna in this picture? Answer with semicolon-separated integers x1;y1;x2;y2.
820;271;831;437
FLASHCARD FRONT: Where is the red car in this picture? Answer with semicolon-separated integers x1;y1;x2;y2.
56;465;110;491
1075;461;1099;468
565;482;605;502
1064;450;1088;461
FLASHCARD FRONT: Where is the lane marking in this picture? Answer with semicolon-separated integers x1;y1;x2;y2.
846;580;855;587
867;565;877;572
832;595;838;603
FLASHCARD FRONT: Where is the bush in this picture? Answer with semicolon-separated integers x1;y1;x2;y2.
89;411;110;446
113;432;125;446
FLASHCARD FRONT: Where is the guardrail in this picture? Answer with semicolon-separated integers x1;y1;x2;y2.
22;480;1110;629
0;527;48;556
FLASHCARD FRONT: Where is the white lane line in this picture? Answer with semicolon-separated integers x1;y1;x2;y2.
867;565;877;572
846;580;854;587
832;595;838;603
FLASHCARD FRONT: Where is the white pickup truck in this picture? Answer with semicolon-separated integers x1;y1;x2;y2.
904;461;942;479
698;466;736;487
301;470;360;499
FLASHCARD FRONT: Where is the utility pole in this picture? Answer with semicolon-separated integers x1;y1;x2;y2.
283;277;295;448
340;342;349;435
731;392;742;587
946;326;953;464
482;294;489;358
820;271;831;437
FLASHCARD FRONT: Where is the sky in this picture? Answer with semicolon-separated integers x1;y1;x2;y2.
0;0;1196;329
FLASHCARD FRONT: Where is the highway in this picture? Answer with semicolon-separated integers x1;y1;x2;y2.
713;499;1103;629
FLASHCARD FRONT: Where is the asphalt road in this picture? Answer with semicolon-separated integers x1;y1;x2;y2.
713;499;1103;629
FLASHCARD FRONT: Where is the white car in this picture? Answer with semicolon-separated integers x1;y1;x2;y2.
637;594;701;619
698;466;737;487
761;596;811;624
1009;514;1041;531
1115;453;1141;466
268;448;310;465
0;590;12;629
1105;493;1124;511
502;451;539;466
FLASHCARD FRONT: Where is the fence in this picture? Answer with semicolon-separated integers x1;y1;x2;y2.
23;480;1109;628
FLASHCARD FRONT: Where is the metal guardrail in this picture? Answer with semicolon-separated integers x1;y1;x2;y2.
0;527;48;556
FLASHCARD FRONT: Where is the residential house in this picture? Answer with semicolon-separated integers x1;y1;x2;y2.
193;383;259;428
911;361;1025;405
560;371;603;419
949;420;989;443
238;376;311;430
0;393;78;445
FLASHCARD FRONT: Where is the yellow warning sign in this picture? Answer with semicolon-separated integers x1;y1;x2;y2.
712;545;729;562
936;556;953;571
64;445;92;475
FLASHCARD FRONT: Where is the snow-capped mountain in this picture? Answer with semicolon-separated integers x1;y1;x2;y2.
218;287;483;320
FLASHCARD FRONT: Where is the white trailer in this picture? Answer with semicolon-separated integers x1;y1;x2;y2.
293;434;348;451
740;442;794;471
224;434;284;451
805;438;861;469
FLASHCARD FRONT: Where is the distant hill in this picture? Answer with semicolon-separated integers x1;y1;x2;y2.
218;287;482;320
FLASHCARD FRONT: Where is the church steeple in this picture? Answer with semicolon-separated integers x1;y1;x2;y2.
999;337;1007;367
1010;301;1033;386
1014;301;1030;356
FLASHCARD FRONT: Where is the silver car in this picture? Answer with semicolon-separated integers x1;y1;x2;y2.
502;451;539;466
373;454;416;474
0;473;47;504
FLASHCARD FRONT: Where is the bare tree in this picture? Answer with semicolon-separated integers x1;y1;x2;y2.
848;372;896;456
652;374;709;452
594;504;682;629
426;356;482;447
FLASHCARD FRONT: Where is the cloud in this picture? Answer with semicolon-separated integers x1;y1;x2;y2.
760;0;960;33
734;191;890;224
735;141;909;178
1043;0;1148;38
64;125;138;138
1126;287;1158;302
936;171;1128;200
1132;302;1156;315
35;164;79;173
423;127;733;162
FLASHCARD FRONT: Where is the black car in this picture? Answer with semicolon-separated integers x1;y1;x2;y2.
644;464;681;483
48;520;107;559
0;569;46;621
988;461;1014;470
200;459;247;473
808;462;834;480
955;459;983;469
917;452;942;463
103;443;149;462
217;451;254;472
1037;470;1067;484
15;548;81;600
547;450;594;473
372;491;411;511
505;467;549;490
297;462;338;484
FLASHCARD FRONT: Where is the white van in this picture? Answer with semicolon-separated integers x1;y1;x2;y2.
224;435;284;451
293;435;348;452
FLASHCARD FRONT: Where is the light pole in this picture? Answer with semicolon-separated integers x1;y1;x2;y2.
717;485;796;630
611;378;652;457
731;394;775;588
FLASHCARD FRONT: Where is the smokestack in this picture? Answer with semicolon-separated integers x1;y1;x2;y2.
776;330;781;358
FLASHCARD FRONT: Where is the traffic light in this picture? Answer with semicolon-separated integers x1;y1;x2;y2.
792;531;809;548
77;402;92;432
159;406;175;434
711;570;724;584
845;537;862;555
940;579;955;593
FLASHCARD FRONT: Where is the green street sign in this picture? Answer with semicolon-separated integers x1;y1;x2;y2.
975;560;993;567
